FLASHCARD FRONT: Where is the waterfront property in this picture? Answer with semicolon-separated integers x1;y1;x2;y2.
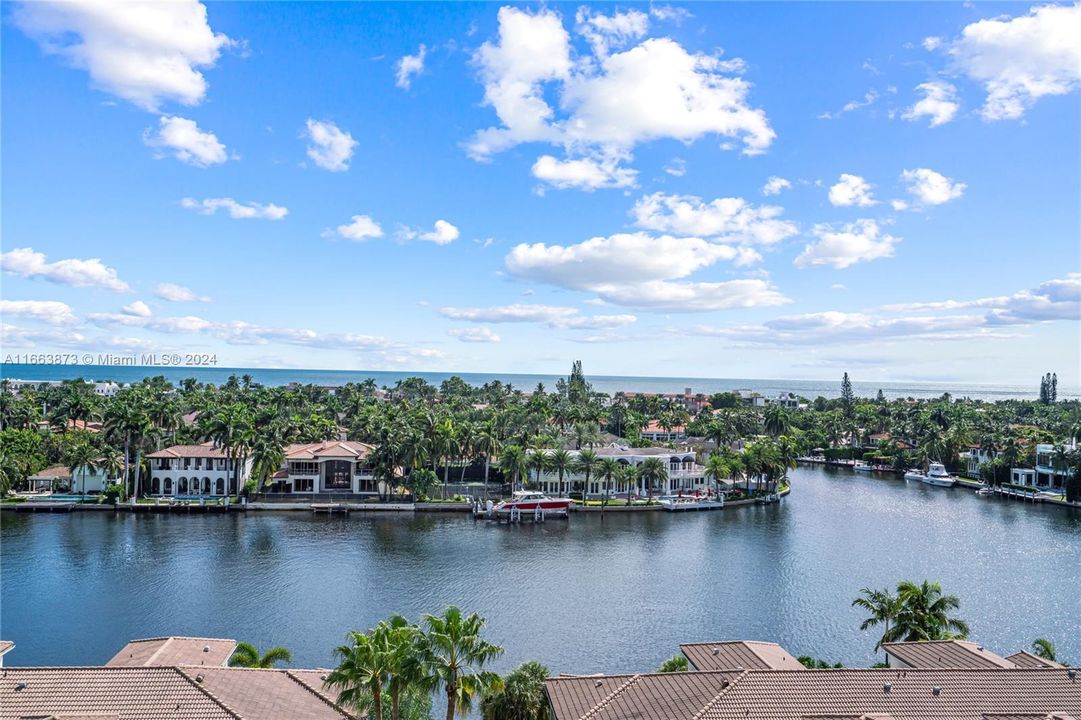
1034;441;1078;490
146;443;251;497
266;439;378;496
531;445;713;497
0;636;352;720
26;463;112;494
544;638;1080;720
639;419;687;442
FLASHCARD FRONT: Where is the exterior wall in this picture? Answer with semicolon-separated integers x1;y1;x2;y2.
1034;442;1076;489
1010;468;1036;487
147;457;252;496
273;458;378;495
531;452;710;498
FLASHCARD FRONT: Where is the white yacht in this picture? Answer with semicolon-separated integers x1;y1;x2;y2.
904;462;957;487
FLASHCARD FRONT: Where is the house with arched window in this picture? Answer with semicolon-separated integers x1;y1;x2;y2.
145;443;251;498
265;439;378;496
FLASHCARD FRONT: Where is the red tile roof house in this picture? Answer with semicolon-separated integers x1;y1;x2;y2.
0;636;359;719
543;639;1081;720
262;440;378;497
145;443;252;498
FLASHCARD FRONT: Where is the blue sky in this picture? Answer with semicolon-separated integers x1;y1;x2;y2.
1;1;1079;385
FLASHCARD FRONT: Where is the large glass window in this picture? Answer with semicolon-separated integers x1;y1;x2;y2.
323;460;353;491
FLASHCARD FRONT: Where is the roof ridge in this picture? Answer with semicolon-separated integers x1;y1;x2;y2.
173;666;246;720
577;673;641;720
690;669;748;720
285;669;355;718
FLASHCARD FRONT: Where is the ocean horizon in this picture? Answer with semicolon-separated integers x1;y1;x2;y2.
1;363;1073;402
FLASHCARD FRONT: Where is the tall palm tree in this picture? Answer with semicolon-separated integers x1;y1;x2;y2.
528;450;548;492
886;580;970;642
228;642;292;668
573;449;601;499
637;457;668;501
473;422;500;499
377;615;429;720
545;449;573;498
763;404;791;437
852;587;902;663
65;441;98;496
202;403;254;498
597;457;621;510
704;453;731;499
497;446;527;492
328;631;389;720
421;606;504;720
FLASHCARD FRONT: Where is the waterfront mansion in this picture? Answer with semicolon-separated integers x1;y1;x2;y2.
146;443;252;497
531;445;713;498
145;439;377;498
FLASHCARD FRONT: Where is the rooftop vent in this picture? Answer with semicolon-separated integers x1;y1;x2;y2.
1068;668;1077;680
14;682;26;691
883;683;892;693
203;645;210;652
712;648;720;655
196;674;204;683
932;686;941;697
594;680;603;688
977;645;984;651
320;673;328;681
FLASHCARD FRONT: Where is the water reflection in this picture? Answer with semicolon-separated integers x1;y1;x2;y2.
3;465;1079;673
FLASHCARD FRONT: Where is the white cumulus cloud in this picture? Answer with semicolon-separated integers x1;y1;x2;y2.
121;300;152;318
631;192;798;245
439;304;637;329
304;119;357;172
181;197;288;220
828;174;876;207
0;247;131;292
902;81;959;127
795;219;899;269
144;116;228;167
327;215;384;242
949;3;1081;121
11;0;233;111
531;154;637;190
762;176;792;196
901;168;966;206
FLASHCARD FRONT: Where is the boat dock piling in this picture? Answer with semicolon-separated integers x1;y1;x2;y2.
311;503;350;515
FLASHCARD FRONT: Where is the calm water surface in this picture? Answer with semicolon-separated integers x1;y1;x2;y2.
3;465;1080;673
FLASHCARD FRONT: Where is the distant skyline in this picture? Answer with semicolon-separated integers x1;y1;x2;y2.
2;1;1078;385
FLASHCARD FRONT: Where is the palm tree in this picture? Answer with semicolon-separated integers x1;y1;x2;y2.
704;453;730;499
202;403;254;498
228;642;292;668
1032;638;1057;662
763;404;791;437
328;631;389;720
421;606;504;720
378;615;429;720
528;450;548;492
480;661;549;720
497;446;528;492
637;457;668;501
886;580;970;642
545;449;573;498
657;655;689;672
573;449;600;499
474;422;500;500
597;457;621;510
852;587;902;663
65;441;98;496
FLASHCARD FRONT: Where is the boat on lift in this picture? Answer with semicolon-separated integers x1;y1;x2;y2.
490;491;573;517
904;462;957;487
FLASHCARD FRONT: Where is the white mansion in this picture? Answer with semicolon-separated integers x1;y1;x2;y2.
531;445;713;498
146;443;251;497
267;440;378;495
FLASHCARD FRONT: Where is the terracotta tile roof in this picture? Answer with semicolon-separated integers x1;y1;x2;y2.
681;641;802;671
283;440;374;461
176;667;352;720
0;666;236;720
0;640;13;656
106;637;237;668
0;666;358;720
28;465;73;481
696;668;1081;720
882;641;1018;669
146;443;229;460
545;671;742;720
1004;652;1064;669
